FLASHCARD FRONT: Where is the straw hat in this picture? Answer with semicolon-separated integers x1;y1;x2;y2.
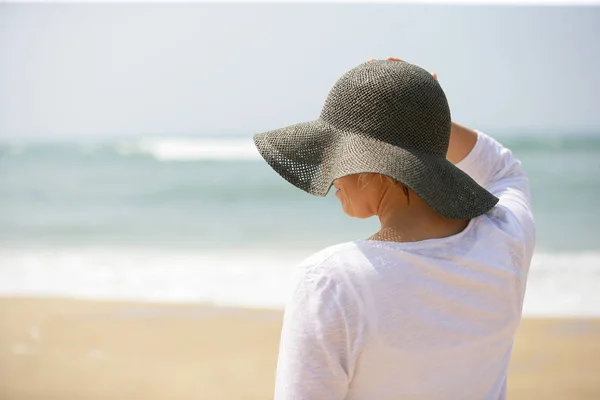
253;60;498;219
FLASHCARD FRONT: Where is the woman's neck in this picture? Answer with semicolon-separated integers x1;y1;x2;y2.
371;187;469;243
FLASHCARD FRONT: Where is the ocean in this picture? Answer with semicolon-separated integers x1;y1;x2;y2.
1;134;599;316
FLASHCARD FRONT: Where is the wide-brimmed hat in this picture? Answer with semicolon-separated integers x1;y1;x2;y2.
253;60;498;219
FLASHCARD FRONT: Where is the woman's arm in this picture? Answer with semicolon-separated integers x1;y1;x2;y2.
446;122;479;165
383;55;535;262
275;257;363;400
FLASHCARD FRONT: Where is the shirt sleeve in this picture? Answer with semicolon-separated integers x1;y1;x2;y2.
274;259;362;400
456;130;536;256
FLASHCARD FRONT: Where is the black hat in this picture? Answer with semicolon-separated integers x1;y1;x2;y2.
253;60;498;219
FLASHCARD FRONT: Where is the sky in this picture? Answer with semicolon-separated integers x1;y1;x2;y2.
0;3;599;138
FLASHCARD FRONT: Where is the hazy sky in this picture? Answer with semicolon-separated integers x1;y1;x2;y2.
1;3;599;138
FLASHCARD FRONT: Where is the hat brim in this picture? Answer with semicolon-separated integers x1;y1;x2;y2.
253;118;498;220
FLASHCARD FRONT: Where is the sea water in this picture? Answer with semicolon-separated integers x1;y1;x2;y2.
1;134;599;316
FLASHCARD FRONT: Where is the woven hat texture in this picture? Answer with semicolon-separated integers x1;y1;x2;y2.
253;60;498;219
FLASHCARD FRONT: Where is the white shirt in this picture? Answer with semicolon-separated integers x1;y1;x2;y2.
274;131;536;400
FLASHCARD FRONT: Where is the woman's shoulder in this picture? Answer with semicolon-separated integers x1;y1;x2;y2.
295;241;369;279
298;241;355;265
292;242;368;305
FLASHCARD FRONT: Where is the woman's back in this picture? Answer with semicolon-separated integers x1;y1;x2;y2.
275;132;535;400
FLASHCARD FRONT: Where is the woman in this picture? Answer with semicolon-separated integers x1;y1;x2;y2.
253;57;535;400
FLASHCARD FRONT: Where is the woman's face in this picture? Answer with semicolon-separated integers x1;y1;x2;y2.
333;174;386;219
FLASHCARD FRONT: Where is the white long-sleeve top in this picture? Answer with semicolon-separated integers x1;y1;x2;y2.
275;131;536;400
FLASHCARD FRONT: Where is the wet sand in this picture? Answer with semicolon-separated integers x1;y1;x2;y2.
1;298;599;399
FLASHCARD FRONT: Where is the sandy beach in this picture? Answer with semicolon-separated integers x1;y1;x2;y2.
1;298;599;400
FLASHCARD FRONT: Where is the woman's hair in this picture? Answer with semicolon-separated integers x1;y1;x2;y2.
357;173;410;204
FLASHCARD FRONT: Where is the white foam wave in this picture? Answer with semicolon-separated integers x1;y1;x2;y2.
117;138;260;161
0;248;303;309
1;249;599;316
521;252;600;317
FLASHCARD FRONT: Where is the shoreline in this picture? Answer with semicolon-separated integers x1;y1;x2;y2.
1;297;599;399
